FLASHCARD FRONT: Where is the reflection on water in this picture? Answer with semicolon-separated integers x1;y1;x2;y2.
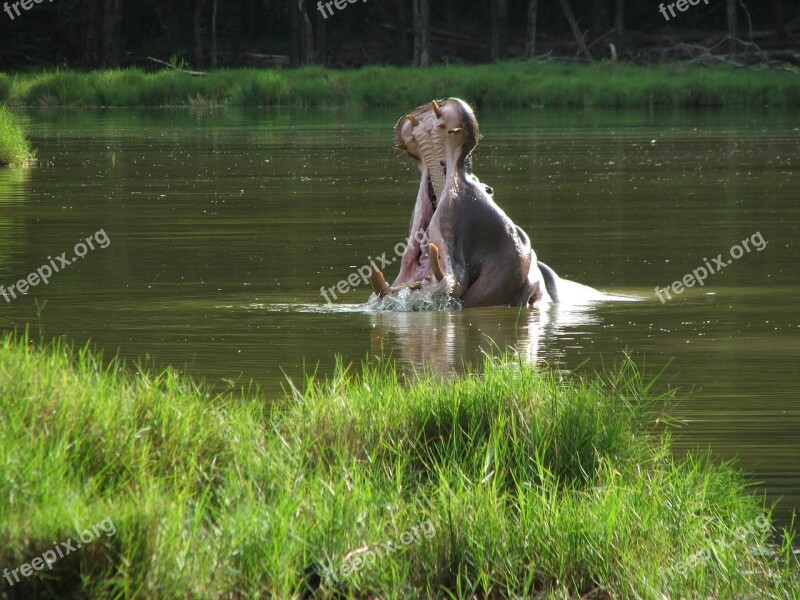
0;167;29;279
367;299;605;377
0;107;798;525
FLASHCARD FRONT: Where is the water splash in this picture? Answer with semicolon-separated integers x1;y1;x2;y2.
367;286;462;312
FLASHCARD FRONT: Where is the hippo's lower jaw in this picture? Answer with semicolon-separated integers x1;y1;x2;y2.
370;242;446;299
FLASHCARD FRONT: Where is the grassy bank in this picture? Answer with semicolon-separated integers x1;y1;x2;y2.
0;333;797;599
1;63;800;109
0;107;31;167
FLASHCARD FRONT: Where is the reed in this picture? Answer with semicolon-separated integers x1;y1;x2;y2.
0;332;797;598
0;106;31;167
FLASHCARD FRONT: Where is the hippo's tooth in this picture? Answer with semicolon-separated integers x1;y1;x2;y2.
370;265;390;298
432;100;443;118
394;143;408;150
405;114;419;126
428;242;445;282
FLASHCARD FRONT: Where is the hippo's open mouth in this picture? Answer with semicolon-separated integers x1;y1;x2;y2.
369;101;456;299
370;170;444;297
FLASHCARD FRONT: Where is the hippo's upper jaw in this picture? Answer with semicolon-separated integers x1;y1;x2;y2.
370;98;549;309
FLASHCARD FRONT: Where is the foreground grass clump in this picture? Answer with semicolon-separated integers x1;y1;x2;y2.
3;62;800;108
0;107;31;167
0;333;798;599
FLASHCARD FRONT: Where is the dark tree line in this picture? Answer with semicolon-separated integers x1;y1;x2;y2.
0;0;798;70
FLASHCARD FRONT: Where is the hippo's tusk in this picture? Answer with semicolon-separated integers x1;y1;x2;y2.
447;128;463;135
432;100;443;118
370;264;390;298
428;242;445;282
405;114;419;126
394;143;408;150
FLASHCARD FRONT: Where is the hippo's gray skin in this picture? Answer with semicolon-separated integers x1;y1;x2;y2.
370;98;597;308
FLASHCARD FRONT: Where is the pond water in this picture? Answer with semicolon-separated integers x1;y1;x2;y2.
1;107;798;524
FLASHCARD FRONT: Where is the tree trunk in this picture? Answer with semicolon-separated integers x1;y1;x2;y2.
392;0;411;62
445;0;458;30
211;0;218;67
412;0;430;67
290;0;300;66
490;0;508;61
614;0;624;55
770;0;787;39
315;7;327;66
83;0;102;67
289;0;315;65
246;0;256;38
557;0;592;62
726;0;737;54
101;0;124;67
525;0;539;58
590;0;608;39
193;0;205;67
300;0;315;65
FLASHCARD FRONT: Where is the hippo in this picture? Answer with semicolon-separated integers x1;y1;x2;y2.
369;98;599;309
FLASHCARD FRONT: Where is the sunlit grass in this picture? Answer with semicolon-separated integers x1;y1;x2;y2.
0;106;31;167
3;62;800;109
0;331;797;598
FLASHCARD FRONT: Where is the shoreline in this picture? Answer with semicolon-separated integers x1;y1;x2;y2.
1;62;799;109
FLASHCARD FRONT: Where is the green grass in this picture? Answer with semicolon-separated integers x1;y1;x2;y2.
0;106;31;167
0;332;798;599
2;62;800;109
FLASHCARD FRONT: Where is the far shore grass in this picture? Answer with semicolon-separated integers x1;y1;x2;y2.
1;62;799;109
0;332;798;598
0;107;31;167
